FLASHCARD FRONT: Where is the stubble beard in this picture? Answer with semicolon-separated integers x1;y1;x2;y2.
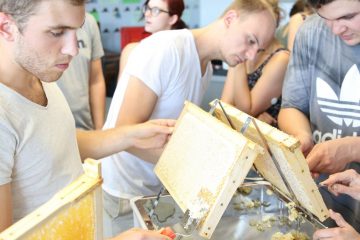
14;35;63;83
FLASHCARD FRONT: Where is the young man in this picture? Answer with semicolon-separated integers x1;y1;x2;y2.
57;12;106;130
0;1;173;239
102;0;278;236
278;0;360;233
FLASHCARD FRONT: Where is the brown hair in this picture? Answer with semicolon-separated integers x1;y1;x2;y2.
308;0;359;9
165;0;187;29
308;0;335;8
0;0;86;31
290;0;312;16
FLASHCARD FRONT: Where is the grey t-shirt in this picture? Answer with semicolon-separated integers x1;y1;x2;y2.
282;15;360;140
57;13;104;130
0;82;83;221
282;15;360;230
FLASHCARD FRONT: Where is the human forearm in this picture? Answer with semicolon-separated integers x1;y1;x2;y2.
278;108;313;155
0;183;12;232
77;128;131;160
278;108;312;138
345;136;360;163
221;64;251;112
126;147;163;164
89;59;106;130
89;80;106;129
220;78;235;105
234;80;251;114
248;51;289;116
221;66;237;105
232;65;252;113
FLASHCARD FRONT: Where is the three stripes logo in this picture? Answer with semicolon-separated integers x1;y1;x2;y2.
316;64;360;128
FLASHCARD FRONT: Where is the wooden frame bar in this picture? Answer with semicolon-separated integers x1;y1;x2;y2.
211;100;329;222
155;102;262;238
0;159;103;240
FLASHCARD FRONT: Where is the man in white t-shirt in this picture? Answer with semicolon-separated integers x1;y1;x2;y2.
0;1;174;239
102;0;278;237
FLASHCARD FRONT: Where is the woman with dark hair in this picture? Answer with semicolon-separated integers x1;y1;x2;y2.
142;0;188;30
118;0;187;77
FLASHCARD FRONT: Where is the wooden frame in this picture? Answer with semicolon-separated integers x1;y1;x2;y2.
211;100;329;222
154;102;263;239
0;159;103;240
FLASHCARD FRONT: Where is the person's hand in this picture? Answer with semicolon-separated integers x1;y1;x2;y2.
109;228;171;240
294;132;314;157
313;209;360;240
306;138;353;176
126;119;176;149
257;112;277;126
159;227;176;239
320;169;360;201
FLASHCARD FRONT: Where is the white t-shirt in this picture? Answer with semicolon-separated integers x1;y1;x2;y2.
102;29;213;198
0;82;83;221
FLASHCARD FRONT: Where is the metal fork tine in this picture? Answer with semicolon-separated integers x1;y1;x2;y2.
208;99;219;115
148;187;166;218
218;101;236;130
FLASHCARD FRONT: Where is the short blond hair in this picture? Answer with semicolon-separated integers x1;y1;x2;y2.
265;0;281;26
221;0;277;23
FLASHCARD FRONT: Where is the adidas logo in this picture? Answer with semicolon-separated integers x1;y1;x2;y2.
313;129;358;143
317;64;360;128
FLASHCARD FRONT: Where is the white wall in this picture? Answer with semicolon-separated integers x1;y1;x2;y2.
198;0;233;27
279;1;297;26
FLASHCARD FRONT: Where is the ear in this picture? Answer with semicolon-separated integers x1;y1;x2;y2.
0;12;17;41
168;14;179;27
223;10;238;28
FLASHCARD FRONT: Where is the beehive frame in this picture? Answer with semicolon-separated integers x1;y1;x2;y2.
0;159;103;240
211;100;329;222
155;102;263;238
